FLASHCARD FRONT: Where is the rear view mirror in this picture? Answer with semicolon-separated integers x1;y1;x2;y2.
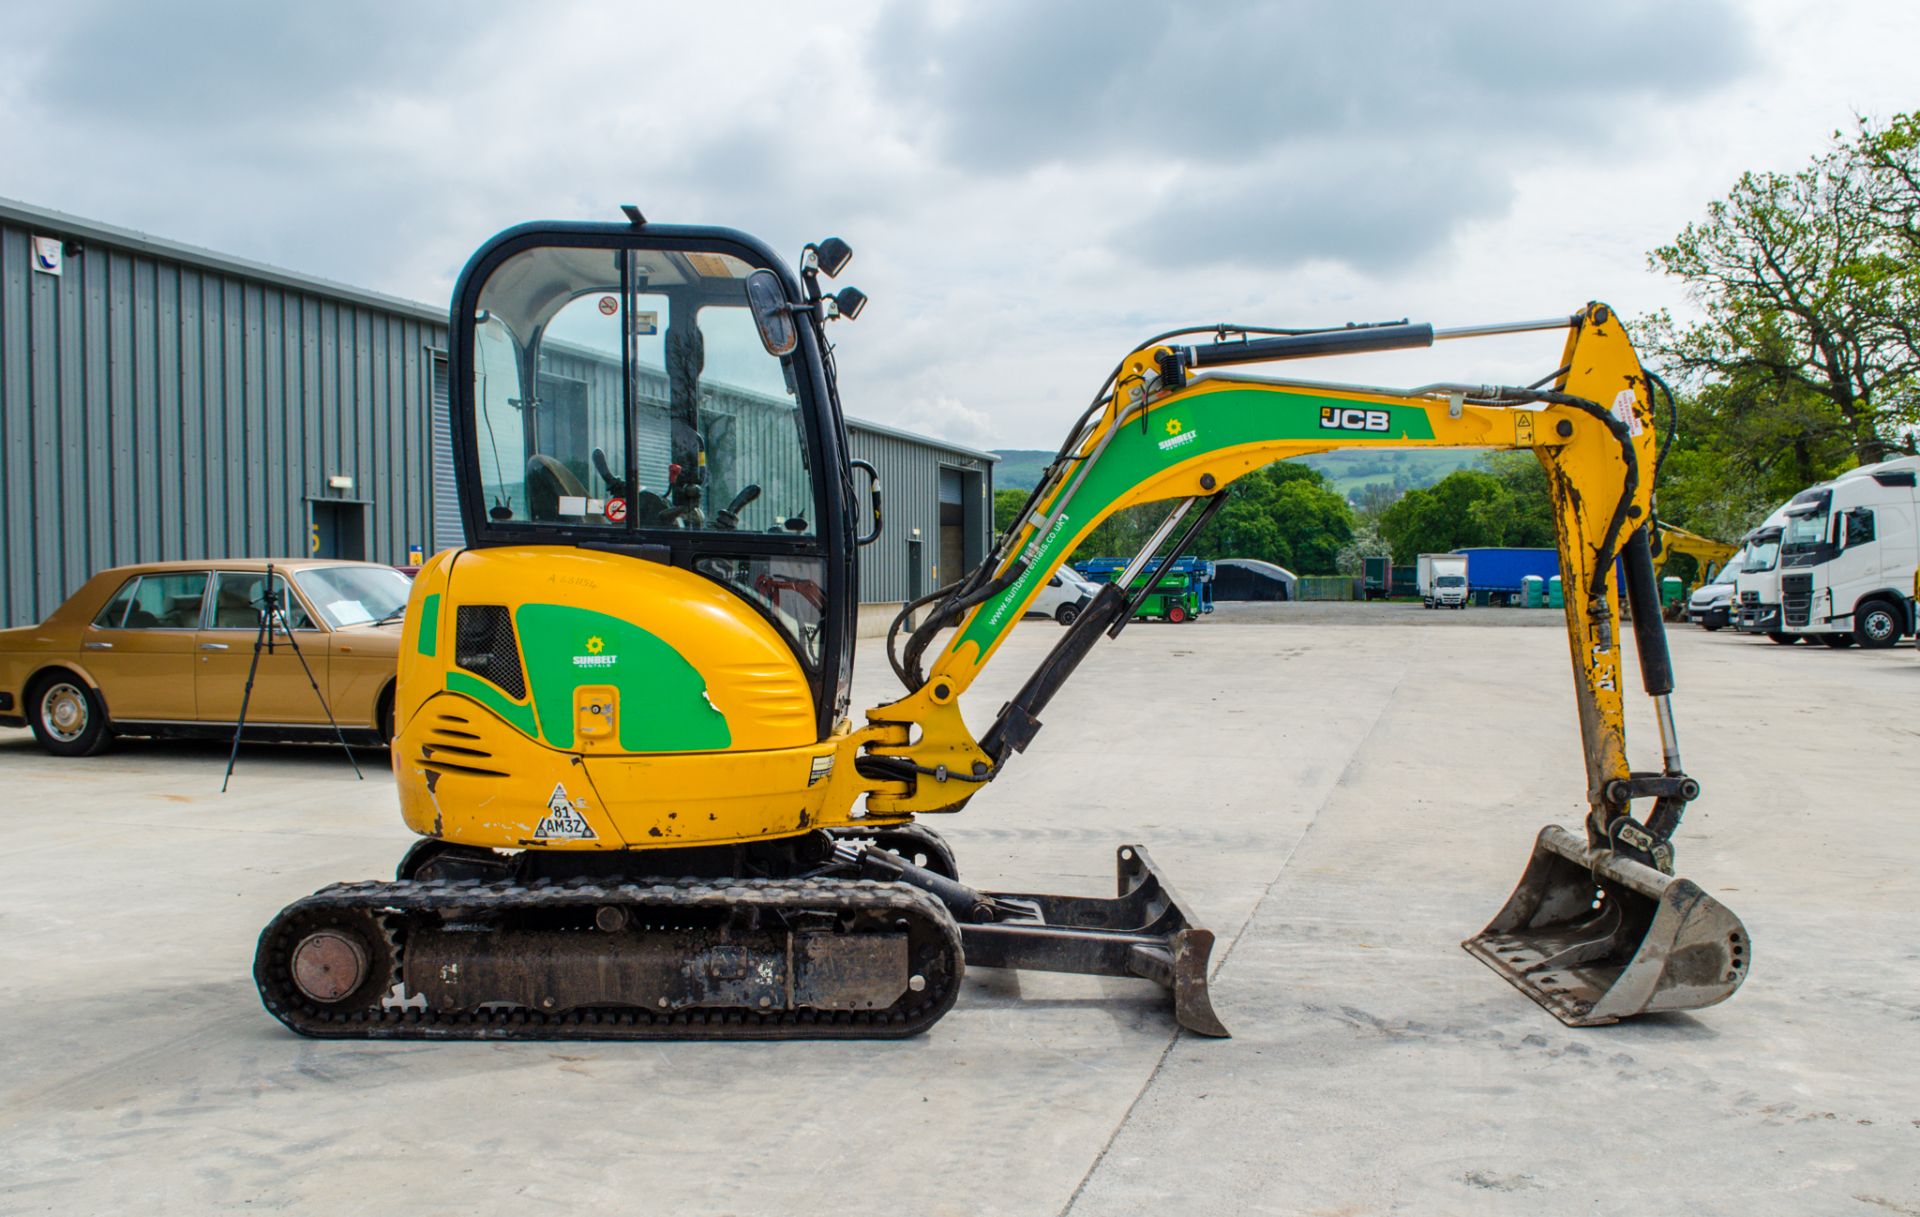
745;270;796;356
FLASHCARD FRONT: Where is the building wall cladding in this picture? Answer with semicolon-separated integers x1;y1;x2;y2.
0;198;996;627
0;203;444;628
846;424;994;605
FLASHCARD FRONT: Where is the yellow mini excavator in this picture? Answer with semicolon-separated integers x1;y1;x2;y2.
1654;521;1740;619
255;211;1749;1040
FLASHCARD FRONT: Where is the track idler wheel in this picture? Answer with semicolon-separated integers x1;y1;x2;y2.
291;929;371;1003
261;908;397;1020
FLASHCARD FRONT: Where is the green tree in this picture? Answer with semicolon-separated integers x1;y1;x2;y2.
1196;464;1353;573
993;488;1027;536
1066;461;1353;575
1376;469;1506;563
1644;116;1920;466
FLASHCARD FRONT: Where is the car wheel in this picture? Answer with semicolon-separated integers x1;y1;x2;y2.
1853;599;1902;649
378;686;397;744
28;673;111;757
1055;603;1081;627
1701;621;1721;632
1821;634;1855;648
1166;604;1188;624
1767;632;1798;645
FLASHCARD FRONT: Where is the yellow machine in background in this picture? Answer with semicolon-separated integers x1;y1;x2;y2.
1655;521;1740;619
254;213;1748;1041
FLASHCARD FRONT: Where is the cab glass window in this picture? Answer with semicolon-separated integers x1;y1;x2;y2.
1844;509;1875;548
115;573;210;629
91;578;137;628
470;245;814;536
693;555;825;666
1783;512;1825;549
209;572;315;631
293;566;413;628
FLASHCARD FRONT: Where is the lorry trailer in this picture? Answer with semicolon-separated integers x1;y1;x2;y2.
1453;547;1559;605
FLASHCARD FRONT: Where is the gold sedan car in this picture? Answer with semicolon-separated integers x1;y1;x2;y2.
0;559;411;757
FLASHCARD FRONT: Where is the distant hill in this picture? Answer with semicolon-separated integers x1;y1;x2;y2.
991;447;1483;498
992;449;1057;491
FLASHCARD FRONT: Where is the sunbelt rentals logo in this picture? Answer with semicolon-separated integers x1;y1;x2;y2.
573;634;617;668
1157;416;1198;453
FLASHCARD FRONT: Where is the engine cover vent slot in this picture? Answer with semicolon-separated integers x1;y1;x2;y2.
454;605;527;700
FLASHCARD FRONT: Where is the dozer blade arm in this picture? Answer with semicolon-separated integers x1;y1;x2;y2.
863;303;1749;1026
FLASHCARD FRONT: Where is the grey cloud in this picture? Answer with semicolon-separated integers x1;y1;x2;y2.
868;0;1758;268
1124;140;1513;273
25;0;476;131
873;0;1753;169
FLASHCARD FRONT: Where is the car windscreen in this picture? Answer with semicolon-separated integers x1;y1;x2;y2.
293;566;413;628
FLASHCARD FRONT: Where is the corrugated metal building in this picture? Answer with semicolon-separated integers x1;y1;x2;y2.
0;197;996;628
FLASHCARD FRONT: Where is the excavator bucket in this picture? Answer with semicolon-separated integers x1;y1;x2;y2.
1463;825;1749;1026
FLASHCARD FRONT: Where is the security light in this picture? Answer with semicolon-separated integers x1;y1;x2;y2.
813;237;853;278
833;286;868;321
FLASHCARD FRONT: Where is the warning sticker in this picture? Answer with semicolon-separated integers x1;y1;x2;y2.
533;783;597;840
1611;389;1645;437
597;295;618;316
605;497;627;523
808;755;834;787
1515;411;1535;446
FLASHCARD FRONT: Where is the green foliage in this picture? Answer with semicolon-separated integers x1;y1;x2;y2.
993;488;1027;536
1373;458;1557;564
1642;113;1920;473
1068;461;1353;575
1295;450;1487;499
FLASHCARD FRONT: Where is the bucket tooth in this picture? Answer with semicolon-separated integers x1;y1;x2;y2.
1464;825;1749;1025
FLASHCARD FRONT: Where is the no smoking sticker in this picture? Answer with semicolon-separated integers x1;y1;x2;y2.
597;296;618;316
604;497;627;523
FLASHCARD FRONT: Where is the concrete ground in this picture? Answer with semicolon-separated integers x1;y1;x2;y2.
2;607;1916;1216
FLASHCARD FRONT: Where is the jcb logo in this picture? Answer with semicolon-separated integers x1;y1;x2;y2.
1319;407;1390;433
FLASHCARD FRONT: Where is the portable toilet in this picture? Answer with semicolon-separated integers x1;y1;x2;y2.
1522;575;1545;608
1660;575;1683;607
1547;575;1564;609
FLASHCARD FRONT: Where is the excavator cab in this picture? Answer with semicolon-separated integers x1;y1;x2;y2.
446;222;863;735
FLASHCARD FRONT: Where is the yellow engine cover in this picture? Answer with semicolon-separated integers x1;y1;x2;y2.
392;547;877;851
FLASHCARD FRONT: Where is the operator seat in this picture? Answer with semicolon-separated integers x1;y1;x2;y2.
526;454;588;522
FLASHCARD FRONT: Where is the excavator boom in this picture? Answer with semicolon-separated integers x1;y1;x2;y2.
865;304;1746;1029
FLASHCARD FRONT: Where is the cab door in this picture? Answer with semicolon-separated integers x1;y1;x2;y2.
194;571;331;724
80;571;208;721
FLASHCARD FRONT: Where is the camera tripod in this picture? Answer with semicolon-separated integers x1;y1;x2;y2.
221;564;363;791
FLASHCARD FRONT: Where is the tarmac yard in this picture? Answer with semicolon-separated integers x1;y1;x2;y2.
2;610;1916;1216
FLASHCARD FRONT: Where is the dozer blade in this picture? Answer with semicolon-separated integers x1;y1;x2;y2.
961;844;1230;1037
1464;824;1749;1026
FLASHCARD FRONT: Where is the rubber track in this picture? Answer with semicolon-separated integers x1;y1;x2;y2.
255;875;964;1041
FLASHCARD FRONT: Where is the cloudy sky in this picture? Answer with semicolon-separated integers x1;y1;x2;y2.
2;0;1914;448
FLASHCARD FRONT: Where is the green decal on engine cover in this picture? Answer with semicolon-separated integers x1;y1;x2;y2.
416;593;440;658
446;669;539;737
514;603;731;752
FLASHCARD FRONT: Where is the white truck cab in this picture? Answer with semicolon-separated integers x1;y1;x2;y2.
1777;456;1920;648
1733;503;1793;638
1417;553;1469;609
